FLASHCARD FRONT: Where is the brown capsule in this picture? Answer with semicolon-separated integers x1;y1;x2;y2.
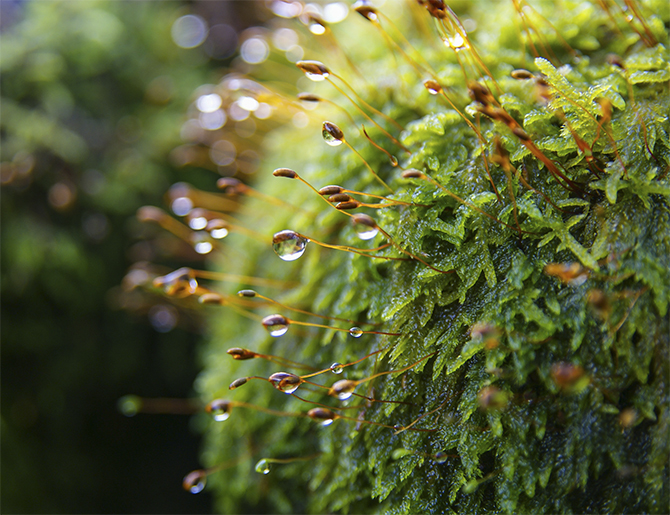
205;398;233;416
307;408;337;425
297;92;322;102
470;322;500;350
336;201;360;210
477;385;509;410
618;408;637;429
423;79;443;95
318;185;344;196
216;177;244;193
237;289;257;298
544;263;589;285
227;348;256;360
198;293;225;305
330;379;357;400
511;69;535;80
418;0;447;19
511;126;531;141
137;205;167;223
322;121;345;144
273;168;297;179
353;0;379;22
296;60;330;77
550;362;585;389
153;267;198;297
328;193;353;203
206;219;229;232
606;53;625;69
351;213;377;230
467;81;494;106
182;470;207;493
229;378;248;390
402;169;425;179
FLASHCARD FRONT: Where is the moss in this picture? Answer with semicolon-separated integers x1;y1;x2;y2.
195;1;669;513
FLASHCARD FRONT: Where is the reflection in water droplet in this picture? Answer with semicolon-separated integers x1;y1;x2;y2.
353;221;378;240
330;363;344;374
349;327;363;338
272;230;308;261
434;451;448;464
255;459;271;474
309;22;327;35
189;216;208;230
262;314;290;337
331;379;356;400
183;470;207;494
210;227;229;239
206;399;232;421
322;121;344;146
268;371;302;393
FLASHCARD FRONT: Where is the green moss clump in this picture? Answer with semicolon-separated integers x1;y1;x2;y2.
195;1;669;513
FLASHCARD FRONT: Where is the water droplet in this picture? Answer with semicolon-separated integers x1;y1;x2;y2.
183;470;207;494
189;216;208;230
309;20;327;35
117;395;142;417
331;379;356;400
255;459;271;474
272;230;308;261
210;227;229;239
297;60;330;81
206;399;232;421
330;363;344;374
262;314;290;337
268;372;302;394
423;79;442;95
351;214;378;240
308;407;337;426
322;121;344;146
171;197;193;216
434;451;448;464
349;327;363;338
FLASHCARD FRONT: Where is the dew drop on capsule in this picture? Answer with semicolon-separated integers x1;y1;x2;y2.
351;214;378;240
322;121;344;146
206;399;232;421
330;363;344;374
268;371;302;394
331;379;356;400
255;459;271;475
349;327;363;338
182;470;207;494
262;314;290;337
272;230;308;261
434;451;448;464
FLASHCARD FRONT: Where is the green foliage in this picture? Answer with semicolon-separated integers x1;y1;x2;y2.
197;1;669;513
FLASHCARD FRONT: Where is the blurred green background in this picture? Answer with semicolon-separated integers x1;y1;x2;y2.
1;1;264;512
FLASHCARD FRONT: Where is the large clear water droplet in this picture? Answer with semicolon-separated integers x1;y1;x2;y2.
331;379;356;400
352;214;378;240
262;314;290;337
349;327;363;338
330;363;344;374
272;230;308;261
268;372;302;394
206;399;232;421
255;459;271;474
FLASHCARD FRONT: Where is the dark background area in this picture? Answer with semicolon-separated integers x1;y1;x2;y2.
1;1;267;512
